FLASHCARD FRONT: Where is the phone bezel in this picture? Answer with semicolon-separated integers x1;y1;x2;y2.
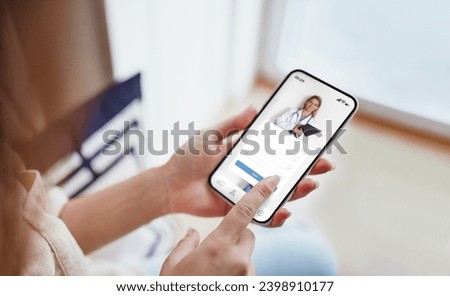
208;69;359;224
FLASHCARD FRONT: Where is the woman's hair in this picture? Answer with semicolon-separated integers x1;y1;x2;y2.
0;95;26;276
0;1;27;276
302;95;322;117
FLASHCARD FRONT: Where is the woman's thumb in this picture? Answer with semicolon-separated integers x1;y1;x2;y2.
162;228;200;269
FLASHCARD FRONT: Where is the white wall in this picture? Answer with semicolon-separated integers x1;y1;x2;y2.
105;0;263;166
262;0;450;140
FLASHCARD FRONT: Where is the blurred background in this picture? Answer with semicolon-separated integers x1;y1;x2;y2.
2;0;449;275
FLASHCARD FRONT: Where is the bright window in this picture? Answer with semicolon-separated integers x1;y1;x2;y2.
266;0;450;137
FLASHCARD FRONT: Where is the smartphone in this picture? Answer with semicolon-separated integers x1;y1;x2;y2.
209;69;358;224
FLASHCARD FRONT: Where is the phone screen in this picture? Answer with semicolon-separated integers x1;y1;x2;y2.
209;70;358;224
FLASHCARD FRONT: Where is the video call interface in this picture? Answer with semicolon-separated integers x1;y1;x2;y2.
211;71;357;222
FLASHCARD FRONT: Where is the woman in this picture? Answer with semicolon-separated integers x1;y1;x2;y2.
0;97;335;275
276;95;322;137
0;2;335;275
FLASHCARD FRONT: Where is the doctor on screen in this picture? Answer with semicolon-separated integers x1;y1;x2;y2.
275;95;322;137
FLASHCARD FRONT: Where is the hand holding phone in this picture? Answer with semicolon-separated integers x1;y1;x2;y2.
209;69;358;224
161;85;336;227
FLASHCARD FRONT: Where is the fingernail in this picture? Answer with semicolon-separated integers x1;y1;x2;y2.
267;175;281;189
185;228;194;237
314;180;320;189
330;162;336;171
279;213;291;227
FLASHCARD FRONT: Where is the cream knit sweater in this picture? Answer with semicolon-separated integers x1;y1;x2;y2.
20;171;88;275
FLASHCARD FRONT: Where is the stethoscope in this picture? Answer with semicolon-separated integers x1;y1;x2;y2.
288;109;312;125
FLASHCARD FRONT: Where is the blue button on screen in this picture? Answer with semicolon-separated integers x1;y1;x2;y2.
235;160;263;181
